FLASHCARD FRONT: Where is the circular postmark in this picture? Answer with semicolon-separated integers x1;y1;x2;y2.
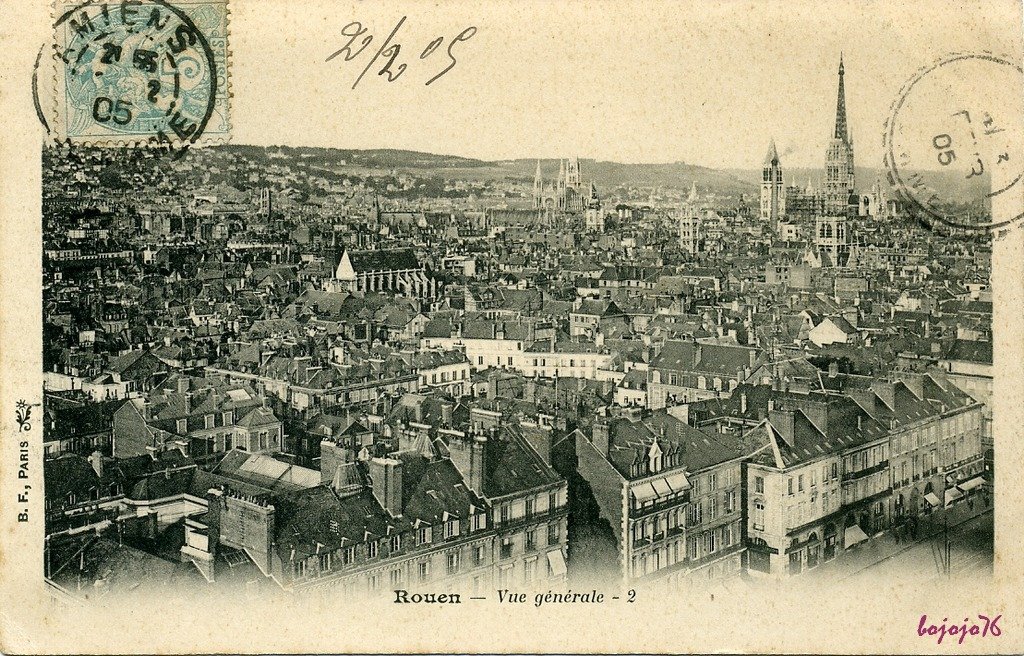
51;0;219;152
884;52;1024;233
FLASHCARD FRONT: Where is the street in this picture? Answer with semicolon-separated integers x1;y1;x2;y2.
849;510;993;583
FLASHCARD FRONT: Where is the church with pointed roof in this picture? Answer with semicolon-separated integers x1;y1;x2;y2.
532;157;600;217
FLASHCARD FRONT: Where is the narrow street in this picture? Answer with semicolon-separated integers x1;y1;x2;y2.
852;510;993;583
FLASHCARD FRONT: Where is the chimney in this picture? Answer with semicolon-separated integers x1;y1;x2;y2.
88;451;104;478
592;419;611;456
828;361;839;378
184;391;193;415
440;402;453;427
368;457;403;517
413;401;423;424
469;432;487;495
177;377;188;393
749;349;757;368
768;408;796;445
740;392;748;414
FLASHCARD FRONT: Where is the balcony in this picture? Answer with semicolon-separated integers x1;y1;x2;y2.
841;460;888;483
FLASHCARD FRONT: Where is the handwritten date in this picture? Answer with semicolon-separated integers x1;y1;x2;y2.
326;17;477;89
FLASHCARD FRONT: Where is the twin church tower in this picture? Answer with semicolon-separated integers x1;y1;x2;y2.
761;57;857;224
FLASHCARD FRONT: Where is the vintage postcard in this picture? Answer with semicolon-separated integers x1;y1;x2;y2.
1;0;1023;653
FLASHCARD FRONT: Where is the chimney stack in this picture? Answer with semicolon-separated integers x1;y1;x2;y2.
740;392;748;414
441;402;453;427
469;432;487;495
368;457;404;517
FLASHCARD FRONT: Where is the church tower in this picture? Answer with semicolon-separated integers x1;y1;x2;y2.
760;139;785;230
566;157;582;190
533;160;543;208
823;55;856;216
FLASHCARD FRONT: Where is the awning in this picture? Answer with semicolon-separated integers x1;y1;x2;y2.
663;470;691;492
924;492;941;507
547;549;567;577
650;478;672;497
958;477;986;492
630;482;658;503
844;525;869;549
945;487;964;506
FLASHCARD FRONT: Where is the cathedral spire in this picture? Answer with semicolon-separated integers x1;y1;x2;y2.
834;54;848;142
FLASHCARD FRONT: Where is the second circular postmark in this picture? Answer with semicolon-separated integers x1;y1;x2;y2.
884;52;1024;234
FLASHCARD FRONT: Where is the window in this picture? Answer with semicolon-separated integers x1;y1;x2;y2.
549;491;558;511
390;535;402;553
524;557;537;582
318;552;332;572
368;574;380;591
722;523;733;547
474;545;486;566
367;541;379;559
418;561;430;581
724;490;736;514
500;504;510;524
810;471;817;487
205;414;214;429
753;500;766;531
293;559;307;578
444;518;459;539
501;537;514;559
472;513;485;531
526;529;536;551
389;569;403;586
798;475;804;492
687;501;702;527
831;463;838;479
547;523;560;545
788;477;794;495
418;526;432;545
525;498;535;519
705;530;717;553
708;497;718;520
754;476;764;494
176;418;187;434
446;552;460;574
708;473;717;491
343;546;355;565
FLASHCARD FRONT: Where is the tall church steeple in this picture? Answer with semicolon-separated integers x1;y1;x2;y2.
761;139;784;230
834;54;849;142
823;54;856;218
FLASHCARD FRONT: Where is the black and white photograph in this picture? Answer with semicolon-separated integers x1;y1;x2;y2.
2;0;1023;653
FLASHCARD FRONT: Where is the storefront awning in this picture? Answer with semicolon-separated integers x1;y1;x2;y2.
651;477;673;497
924;492;941;507
547;549;567;577
844;525;869;549
663;470;691;492
630;482;658;503
945;487;964;506
958;477;986;492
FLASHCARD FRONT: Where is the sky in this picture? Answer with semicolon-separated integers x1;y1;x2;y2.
228;0;1023;170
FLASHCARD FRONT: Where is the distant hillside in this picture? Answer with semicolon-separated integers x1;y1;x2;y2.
220;145;756;196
